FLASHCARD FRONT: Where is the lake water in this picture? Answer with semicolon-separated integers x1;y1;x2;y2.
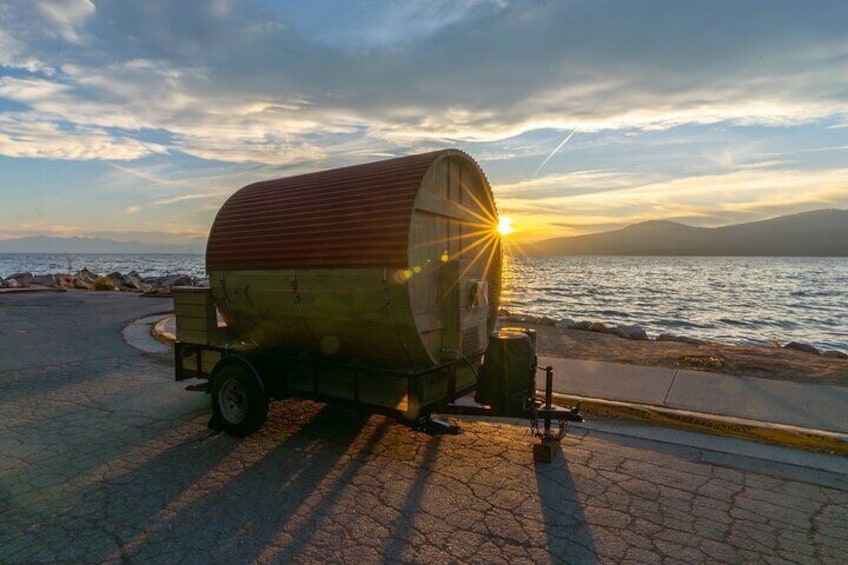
0;253;206;280
503;255;848;353
2;253;846;353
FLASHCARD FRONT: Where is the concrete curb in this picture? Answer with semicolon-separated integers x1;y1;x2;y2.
152;315;176;345
553;392;848;456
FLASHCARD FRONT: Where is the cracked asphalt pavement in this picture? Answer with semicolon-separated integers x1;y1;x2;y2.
1;292;847;564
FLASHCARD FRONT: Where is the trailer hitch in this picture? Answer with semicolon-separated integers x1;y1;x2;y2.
531;366;583;462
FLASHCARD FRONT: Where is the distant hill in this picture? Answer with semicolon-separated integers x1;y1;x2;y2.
527;209;848;256
0;236;204;254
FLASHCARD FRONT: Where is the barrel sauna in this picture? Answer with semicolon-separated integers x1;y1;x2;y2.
190;150;502;428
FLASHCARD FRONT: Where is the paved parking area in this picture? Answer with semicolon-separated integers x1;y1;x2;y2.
1;292;847;563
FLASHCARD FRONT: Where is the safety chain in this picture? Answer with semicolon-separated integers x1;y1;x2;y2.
531;410;568;440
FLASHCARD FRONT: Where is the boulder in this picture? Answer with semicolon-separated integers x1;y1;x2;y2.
74;278;95;290
140;287;172;296
555;318;576;329
94;273;121;291
611;324;649;340
8;272;33;287
146;274;196;291
658;334;705;346
5;278;21;289
568;321;592;331
784;342;821;355
0;277;6;289
31;274;59;287
58;274;75;289
588;322;611;334
823;350;848;359
121;271;151;292
536;316;558;326
76;268;98;284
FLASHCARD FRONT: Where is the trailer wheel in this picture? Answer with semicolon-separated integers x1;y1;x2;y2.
210;359;267;437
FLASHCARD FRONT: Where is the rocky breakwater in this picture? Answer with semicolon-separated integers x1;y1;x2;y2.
0;268;207;295
499;310;848;360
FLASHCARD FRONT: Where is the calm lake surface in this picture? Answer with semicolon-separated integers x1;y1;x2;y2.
504;255;848;353
0;253;207;280
2;253;846;353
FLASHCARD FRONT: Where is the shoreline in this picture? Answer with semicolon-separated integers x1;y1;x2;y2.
3;267;846;387
500;312;848;357
505;318;848;387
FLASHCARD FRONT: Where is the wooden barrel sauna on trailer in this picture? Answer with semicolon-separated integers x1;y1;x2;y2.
174;149;581;447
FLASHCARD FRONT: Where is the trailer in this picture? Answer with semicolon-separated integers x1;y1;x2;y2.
174;149;580;456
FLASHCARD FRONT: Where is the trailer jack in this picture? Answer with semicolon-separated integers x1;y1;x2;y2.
532;365;583;463
433;363;583;461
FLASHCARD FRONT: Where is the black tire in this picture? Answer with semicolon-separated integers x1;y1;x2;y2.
210;358;268;437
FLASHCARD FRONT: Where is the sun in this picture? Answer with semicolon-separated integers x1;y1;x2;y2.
497;216;515;236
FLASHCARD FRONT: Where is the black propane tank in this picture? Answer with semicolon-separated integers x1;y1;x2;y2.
475;328;537;416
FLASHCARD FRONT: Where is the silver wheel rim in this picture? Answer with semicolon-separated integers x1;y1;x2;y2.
218;378;248;424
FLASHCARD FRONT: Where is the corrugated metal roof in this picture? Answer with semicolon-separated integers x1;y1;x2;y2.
207;150;460;271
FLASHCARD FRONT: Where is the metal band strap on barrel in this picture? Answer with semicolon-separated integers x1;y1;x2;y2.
382;267;415;367
290;270;321;351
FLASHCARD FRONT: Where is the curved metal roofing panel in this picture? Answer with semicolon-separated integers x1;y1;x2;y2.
207;150;458;270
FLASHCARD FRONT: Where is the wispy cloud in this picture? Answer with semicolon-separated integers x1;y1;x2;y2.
0;113;167;160
152;193;221;206
498;167;848;240
36;0;96;43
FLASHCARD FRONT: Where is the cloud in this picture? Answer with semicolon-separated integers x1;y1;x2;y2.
495;170;647;199
0;113;167;160
0;27;23;67
270;0;506;49
172;130;329;165
152;193;221;206
498;166;848;239
36;0;96;43
0;76;70;101
0;0;844;168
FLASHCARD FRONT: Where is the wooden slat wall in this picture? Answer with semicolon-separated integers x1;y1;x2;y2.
211;268;429;368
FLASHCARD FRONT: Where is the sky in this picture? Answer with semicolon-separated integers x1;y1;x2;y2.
1;0;846;248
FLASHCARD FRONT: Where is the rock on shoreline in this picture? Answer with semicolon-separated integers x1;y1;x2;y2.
1;269;207;295
498;310;847;359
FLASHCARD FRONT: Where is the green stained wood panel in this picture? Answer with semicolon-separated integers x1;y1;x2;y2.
209;268;431;367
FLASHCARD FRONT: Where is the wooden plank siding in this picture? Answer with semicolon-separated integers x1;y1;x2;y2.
201;149;501;372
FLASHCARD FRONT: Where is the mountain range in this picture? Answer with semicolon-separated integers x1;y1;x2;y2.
0;236;204;254
526;209;848;256
2;209;846;256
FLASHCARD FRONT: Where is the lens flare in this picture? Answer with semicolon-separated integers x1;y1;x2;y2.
497;216;515;236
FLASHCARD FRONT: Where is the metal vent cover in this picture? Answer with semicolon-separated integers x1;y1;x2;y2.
462;325;483;355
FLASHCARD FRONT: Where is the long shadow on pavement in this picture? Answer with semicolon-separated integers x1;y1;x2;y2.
101;403;379;562
535;443;599;564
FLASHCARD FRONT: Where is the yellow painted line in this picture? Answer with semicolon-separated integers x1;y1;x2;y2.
549;393;848;456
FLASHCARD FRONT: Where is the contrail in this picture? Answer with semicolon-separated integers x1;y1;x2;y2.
534;126;578;175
